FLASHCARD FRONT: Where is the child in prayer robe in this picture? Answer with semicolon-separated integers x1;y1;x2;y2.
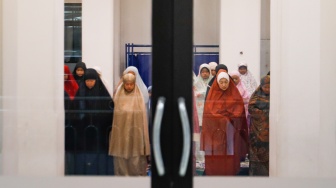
109;73;150;176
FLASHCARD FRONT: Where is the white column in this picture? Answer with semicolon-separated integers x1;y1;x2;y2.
270;0;336;177
119;0;151;86
2;0;64;176
220;0;261;81
319;0;336;176
0;0;3;173
113;0;121;88
82;0;115;90
194;0;220;45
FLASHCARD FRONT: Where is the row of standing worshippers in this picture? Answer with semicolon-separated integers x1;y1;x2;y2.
64;61;269;176
64;62;151;176
193;61;270;176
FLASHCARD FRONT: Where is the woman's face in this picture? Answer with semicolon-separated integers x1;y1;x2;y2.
200;68;210;79
76;67;85;77
231;75;240;85
262;83;270;95
64;74;69;81
211;69;216;76
218;78;229;91
238;66;247;75
85;79;96;89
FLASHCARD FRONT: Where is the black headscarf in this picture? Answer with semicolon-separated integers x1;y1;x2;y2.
72;62;87;84
76;68;113;113
84;68;98;81
72;68;114;152
215;64;228;73
251;75;270;110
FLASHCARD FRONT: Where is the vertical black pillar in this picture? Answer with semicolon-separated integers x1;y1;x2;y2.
152;0;193;188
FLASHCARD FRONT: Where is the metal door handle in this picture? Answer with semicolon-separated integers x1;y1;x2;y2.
177;97;191;176
153;97;166;176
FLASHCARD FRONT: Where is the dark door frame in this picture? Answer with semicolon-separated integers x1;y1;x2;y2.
152;0;193;187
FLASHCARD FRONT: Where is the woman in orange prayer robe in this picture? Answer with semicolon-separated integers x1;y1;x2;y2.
201;70;249;175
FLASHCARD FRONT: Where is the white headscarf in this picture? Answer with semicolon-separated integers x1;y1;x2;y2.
194;63;213;89
92;66;113;98
237;62;258;95
208;62;218;70
230;70;250;97
193;64;213;127
123;66;149;104
217;72;230;84
229;70;250;118
196;64;212;81
229;70;240;77
198;63;210;74
238;61;248;68
192;71;197;84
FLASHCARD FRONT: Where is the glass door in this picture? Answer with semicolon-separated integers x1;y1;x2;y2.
63;0;263;185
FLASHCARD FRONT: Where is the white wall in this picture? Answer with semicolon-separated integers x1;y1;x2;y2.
81;0;121;89
113;0;121;89
118;0;220;86
260;40;270;76
261;0;270;40
220;0;261;82
119;0;151;81
270;0;336;177
318;0;336;176
65;0;81;3
194;0;220;45
120;0;151;46
1;0;64;175
260;0;270;76
82;0;115;92
0;0;3;174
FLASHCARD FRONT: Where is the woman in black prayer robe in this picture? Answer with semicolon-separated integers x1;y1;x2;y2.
72;68;114;152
